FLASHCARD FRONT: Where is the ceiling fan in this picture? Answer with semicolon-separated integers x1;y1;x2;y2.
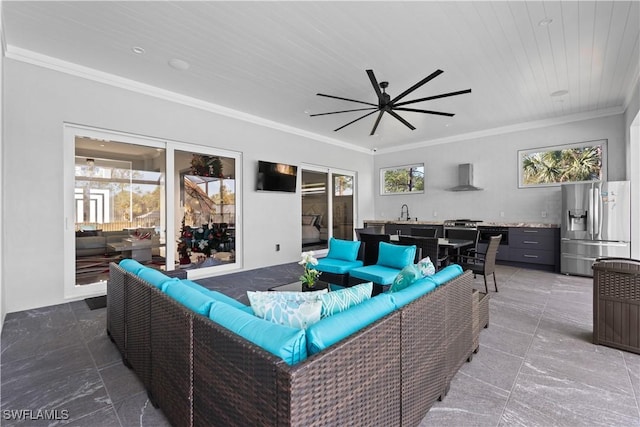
311;69;471;135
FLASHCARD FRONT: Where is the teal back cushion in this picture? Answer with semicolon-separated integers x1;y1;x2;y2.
320;281;372;318
327;238;361;262
389;277;437;308
137;268;177;290
209;301;307;365
377;242;416;269
306;293;396;355
431;264;463;286
179;280;249;311
163;281;215;316
119;259;146;275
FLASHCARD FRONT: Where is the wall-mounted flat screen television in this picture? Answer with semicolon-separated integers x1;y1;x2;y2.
256;160;298;192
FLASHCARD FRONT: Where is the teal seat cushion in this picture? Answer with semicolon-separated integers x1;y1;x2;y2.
388;264;422;293
389;277;437;308
306;293;396;355
377;242;416;269
180;279;249;311
326;237;361;262
209;301;307;365
315;258;363;274
163;281;215;316
320;282;372;318
119;259;146;275
431;264;464;286
137;268;178;290
349;265;402;285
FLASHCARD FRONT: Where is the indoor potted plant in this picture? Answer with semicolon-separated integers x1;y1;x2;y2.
299;251;322;291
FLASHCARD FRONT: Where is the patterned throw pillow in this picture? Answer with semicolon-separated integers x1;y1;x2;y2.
416;256;436;277
247;290;327;329
320;282;372;318
389;264;422;293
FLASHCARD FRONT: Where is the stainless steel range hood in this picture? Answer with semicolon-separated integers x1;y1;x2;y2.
448;163;483;191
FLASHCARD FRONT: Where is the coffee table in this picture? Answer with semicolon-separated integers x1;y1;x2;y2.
269;281;329;292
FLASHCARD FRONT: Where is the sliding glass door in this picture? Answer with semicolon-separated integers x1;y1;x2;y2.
64;124;241;299
301;166;355;251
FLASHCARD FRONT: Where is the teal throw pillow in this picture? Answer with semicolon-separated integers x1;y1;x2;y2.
389;263;422;293
416;256;436;277
327;237;361;262
377;242;416;269
247;290;327;329
320;282;372;318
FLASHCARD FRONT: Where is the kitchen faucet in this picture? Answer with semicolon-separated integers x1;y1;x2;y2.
400;204;410;221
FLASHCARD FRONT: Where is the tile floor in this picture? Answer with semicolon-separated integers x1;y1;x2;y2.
1;264;639;426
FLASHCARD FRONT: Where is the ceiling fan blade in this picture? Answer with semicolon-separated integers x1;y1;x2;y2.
394;89;472;107
317;93;377;107
370;111;385;136
388;110;416;130
366;69;384;103
390;69;444;104
334;110;378;132
394;107;455;117
310;107;377;117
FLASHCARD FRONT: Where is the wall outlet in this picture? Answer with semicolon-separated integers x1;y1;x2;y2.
433;211;438;217
500;211;505;218
275;244;280;251
541;211;548;218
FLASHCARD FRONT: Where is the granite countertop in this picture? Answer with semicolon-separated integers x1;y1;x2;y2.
364;220;559;228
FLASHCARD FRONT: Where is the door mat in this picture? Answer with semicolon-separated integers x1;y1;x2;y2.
85;295;107;310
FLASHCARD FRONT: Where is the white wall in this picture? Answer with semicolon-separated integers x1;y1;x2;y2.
625;79;640;259
373;114;626;225
3;59;375;313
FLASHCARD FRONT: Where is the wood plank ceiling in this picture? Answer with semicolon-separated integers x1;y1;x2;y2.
3;1;639;151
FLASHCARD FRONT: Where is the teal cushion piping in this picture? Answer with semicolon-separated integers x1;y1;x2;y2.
208;301;307;365
377;242;416;270
326;237;361;262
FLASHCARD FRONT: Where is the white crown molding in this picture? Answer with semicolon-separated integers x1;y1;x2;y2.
5;45;371;154
375;106;626;155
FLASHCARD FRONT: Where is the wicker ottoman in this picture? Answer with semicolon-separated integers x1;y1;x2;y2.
472;289;489;353
593;258;640;354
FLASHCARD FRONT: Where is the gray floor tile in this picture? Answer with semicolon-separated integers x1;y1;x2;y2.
1;264;638;427
113;391;171;427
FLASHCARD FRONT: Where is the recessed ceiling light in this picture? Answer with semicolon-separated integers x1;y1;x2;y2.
131;46;145;55
538;18;553;26
551;90;569;97
168;58;190;70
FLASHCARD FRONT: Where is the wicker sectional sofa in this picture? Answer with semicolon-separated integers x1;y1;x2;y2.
107;261;474;427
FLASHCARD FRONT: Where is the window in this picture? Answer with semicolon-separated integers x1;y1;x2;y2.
518;140;607;188
380;164;424;195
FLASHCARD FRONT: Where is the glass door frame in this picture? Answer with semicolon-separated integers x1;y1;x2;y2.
64;123;242;299
300;163;357;255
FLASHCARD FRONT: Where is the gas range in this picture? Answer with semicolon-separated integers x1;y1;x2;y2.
443;219;484;229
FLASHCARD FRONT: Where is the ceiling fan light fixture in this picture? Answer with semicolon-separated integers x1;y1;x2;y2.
131;46;145;55
538;18;553;26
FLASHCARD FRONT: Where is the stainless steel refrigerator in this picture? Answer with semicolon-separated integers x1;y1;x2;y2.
561;181;631;276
